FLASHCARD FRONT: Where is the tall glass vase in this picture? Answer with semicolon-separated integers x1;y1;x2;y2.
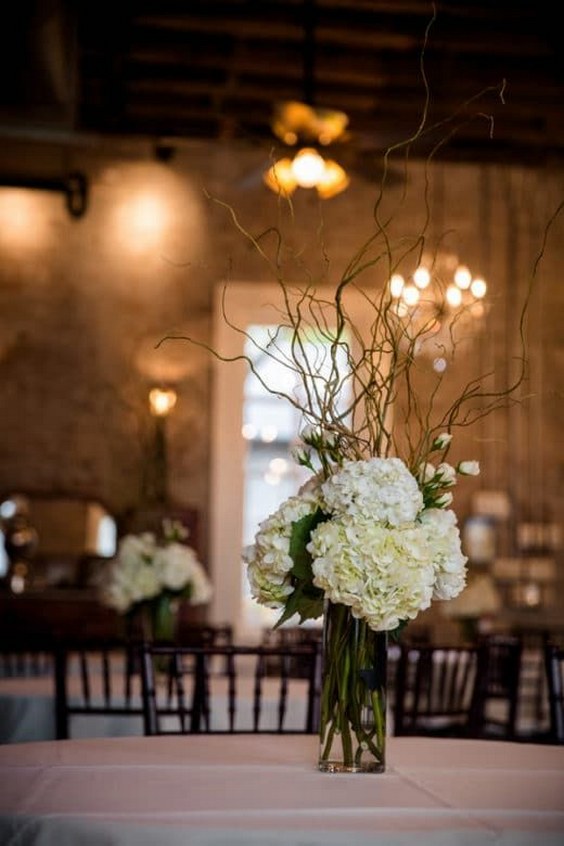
318;601;387;773
140;593;178;642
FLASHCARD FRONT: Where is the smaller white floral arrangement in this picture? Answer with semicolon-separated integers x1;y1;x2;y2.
100;519;212;615
244;428;480;634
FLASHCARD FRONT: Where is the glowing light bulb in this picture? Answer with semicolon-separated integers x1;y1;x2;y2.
446;284;462;307
413;266;431;289
471;277;487;298
149;387;177;417
389;274;405;298
402;284;420;307
454;265;472;290
291;149;325;188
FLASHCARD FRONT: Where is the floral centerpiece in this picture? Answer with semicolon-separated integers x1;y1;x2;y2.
244;422;480;771
99;519;212;641
163;14;559;773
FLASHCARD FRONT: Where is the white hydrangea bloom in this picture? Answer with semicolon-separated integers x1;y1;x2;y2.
321;457;423;526
243;492;320;608
100;528;212;613
188;559;214;604
419;508;468;600
308;515;436;631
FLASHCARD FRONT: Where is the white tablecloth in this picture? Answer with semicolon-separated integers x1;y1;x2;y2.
0;735;563;845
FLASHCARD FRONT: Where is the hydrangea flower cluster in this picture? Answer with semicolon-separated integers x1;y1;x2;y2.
100;520;212;614
244;432;478;633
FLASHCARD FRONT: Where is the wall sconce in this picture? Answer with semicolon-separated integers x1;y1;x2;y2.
149;386;177;417
0;171;89;218
144;387;178;506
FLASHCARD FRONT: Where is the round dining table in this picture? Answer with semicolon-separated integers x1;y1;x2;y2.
0;734;563;846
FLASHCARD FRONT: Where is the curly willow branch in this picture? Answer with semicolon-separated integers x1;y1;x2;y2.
159;7;562;478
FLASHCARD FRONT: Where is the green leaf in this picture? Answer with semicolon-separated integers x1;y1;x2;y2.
274;583;324;629
289;508;327;580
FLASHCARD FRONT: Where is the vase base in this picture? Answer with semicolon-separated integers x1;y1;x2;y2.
318;760;385;774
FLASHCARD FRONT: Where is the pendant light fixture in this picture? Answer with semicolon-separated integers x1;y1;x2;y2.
263;0;350;199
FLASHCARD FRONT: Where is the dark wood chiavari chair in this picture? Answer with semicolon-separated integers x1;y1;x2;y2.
139;641;322;736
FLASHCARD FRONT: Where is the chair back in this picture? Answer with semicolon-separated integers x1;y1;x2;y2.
261;626;322;679
393;643;478;737
53;637;144;739
140;641;322;735
544;643;564;744
0;634;54;678
469;634;522;740
177;622;233;647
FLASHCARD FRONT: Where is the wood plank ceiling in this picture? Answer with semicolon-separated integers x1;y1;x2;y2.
1;1;563;166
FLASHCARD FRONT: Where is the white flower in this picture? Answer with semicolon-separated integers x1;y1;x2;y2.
433;432;453;450
244;453;473;633
418;462;436;483
243;492;320;608
308;515;436;631
100;527;212;613
299;424;317;443
321;457;423;526
436;463;457;486
188;559;214;604
289;445;307;465
457;460;480;476
418;509;467;600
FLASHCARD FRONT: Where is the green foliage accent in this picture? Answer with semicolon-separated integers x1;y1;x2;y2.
275;582;324;628
288;509;327;580
274;509;328;628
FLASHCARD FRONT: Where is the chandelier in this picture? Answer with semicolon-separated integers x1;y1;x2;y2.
388;252;488;363
263;101;350;199
263;2;350;200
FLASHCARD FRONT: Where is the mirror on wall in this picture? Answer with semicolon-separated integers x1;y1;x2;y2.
0;493;117;592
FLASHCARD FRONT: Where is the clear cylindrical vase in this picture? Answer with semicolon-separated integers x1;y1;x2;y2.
141;594;179;642
318;601;387;773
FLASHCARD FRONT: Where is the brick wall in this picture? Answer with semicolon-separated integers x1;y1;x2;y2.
0;138;562;603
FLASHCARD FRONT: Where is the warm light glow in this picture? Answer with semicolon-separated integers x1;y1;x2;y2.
242;423;258;440
149;387;177;417
471;277;487;298
454;264;472;289
413;266;431;289
402;284;420;307
389;274;405;298
291;148;326;187
316;159;349;198
116;191;170;252
130;196;168;239
269;457;288;474
260;425;278;443
271;100;349;147
446;284;463;307
0;189;50;248
388;252;489;359
263;158;297;196
264;149;349;199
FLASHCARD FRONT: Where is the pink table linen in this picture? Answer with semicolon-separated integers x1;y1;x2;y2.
0;734;563;844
